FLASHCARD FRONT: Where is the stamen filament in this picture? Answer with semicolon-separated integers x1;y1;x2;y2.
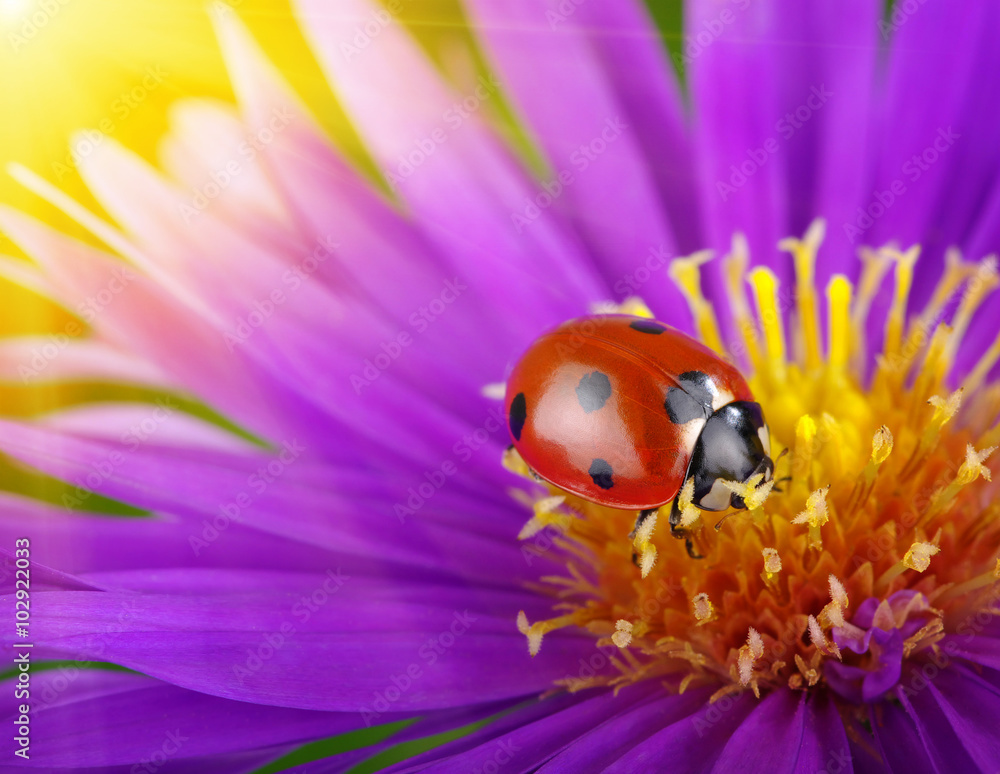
900;388;962;482
748;267;787;381
882;245;920;360
850;247;893;373
790;415;818;498
932;567;1000;605
780;219;825;370
724;234;764;371
843;426;893;524
896;249;973;380
918;442;994;528
963;328;1000;395
669;251;723;354
942;257;999;369
826;275;853;372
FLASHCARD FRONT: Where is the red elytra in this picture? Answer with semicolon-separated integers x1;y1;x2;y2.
505;315;762;512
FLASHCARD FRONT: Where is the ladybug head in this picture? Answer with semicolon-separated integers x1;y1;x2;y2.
687;401;774;512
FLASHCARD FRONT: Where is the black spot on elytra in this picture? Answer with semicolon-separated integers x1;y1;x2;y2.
664;370;715;424
509;393;527;441
576;371;612;413
677;371;714;405
665;388;705;423
629;319;667;334
589;458;614;489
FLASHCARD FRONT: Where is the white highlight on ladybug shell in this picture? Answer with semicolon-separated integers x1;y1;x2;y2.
711;387;734;412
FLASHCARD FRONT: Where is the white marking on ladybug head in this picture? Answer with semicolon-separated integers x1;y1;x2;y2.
697;477;732;511
758;423;772;457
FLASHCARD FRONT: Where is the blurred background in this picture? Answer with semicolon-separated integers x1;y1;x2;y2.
0;0;683;506
0;0;684;254
0;0;679;508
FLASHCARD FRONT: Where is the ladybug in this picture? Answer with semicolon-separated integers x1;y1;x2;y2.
505;314;774;558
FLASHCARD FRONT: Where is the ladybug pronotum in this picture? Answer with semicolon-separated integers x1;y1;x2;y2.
505;314;774;559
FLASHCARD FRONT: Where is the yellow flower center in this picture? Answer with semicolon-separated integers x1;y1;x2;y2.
508;221;1000;705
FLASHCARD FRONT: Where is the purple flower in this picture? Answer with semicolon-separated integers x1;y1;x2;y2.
1;0;999;772
827;590;938;704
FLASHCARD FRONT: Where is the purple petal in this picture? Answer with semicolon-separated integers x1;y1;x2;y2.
923;666;1000;771
0;338;170;388
537;686;716;772
464;0;689;315
708;689;805;774
2;575;593;712
804;0;882;270
940;632;1000;672
0;420;546;587
292;0;608;324
690;0;883;280
0;669;372;768
381;683;665;773
574;0;702;251
606;688;757;773
867;1;992;257
685;0;883;327
685;0;792;281
826;627;904;703
0;208;302;444
0;549;102;593
159;99;293;230
212;11;552;410
871;699;938;774
281;698;523;773
894;674;978;773
931;2;1000;264
7;751;288;774
0;206;499;474
0;493;338;578
792;692;852;774
37;404;258;455
843;712;890;774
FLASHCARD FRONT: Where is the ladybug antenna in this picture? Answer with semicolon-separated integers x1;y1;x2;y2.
771;475;793;493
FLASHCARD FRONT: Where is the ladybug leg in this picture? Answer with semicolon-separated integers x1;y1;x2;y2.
668;496;684;534
629;508;659;568
668;497;704;560
628;508;658;540
526;466;544;483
